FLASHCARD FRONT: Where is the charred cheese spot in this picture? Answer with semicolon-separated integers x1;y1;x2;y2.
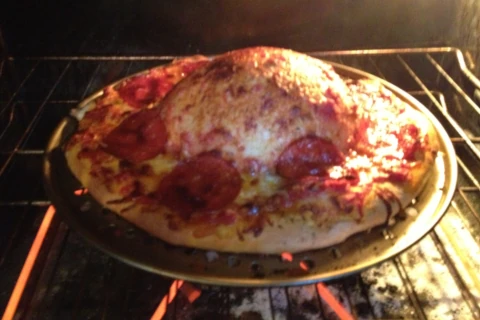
136;156;178;193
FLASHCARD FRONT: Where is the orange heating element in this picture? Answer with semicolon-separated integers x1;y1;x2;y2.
2;188;352;320
151;280;202;320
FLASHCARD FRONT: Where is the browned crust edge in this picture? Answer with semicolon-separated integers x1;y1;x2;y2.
65;112;437;254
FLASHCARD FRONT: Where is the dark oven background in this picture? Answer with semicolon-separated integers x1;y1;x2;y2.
1;1;480;320
0;0;478;60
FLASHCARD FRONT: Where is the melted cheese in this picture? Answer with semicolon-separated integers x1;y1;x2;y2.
144;156;178;175
136;156;178;193
236;173;283;204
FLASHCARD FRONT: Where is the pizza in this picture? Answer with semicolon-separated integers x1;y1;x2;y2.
65;47;439;254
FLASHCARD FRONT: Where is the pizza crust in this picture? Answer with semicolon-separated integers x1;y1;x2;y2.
66;112;437;254
64;159;428;254
64;47;440;254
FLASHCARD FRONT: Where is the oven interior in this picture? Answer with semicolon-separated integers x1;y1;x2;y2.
1;1;480;319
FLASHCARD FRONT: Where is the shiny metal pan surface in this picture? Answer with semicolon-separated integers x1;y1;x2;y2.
43;60;457;286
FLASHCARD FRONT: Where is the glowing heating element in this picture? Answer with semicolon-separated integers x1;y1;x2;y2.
2;189;87;320
151;280;184;320
316;282;354;320
2;206;56;320
151;280;202;320
2;192;352;320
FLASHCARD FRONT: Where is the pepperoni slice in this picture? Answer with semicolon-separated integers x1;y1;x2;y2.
117;75;171;109
102;108;167;163
276;136;344;179
154;155;242;217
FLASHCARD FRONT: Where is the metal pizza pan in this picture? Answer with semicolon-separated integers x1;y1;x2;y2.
43;60;457;287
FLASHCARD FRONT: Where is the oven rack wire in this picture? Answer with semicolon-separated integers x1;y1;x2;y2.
0;47;479;319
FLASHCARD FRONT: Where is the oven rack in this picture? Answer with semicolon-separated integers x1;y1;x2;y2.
1;47;480;319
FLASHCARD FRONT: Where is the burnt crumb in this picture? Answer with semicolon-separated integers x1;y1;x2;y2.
243;202;259;215
136;164;153;175
396;210;407;220
188;261;207;272
250;263;263;273
244;117;257;131
250;179;259;186
249;225;263;237
377;286;387;293
301;300;320;314
206;127;233;141
275;118;288;130
354;302;372;318
205;59;236;80
272;268;288;275
342;276;358;287
290;105;301;116
285;268;309;277
230;288;255;306
237;311;263;320
227;255;241;267
189;69;205;81
260;98;274;113
163;242;176;250
263;58;277;68
193;312;234;320
201;149;223;158
184;247;198;255
250;263;265;279
251;271;265;279
237;86;247;95
415;292;433;309
288;315;309;320
236;229;245;241
119;159;133;169
386;284;398;294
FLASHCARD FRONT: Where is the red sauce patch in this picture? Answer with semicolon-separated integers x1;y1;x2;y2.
77;148;110;164
180;59;209;75
83;104;112;122
117;58;207;108
397;124;422;161
314;100;337;119
287;176;357;202
241;214;272;237
331;190;367;217
117;75;170;108
323;178;349;192
190;210;237;226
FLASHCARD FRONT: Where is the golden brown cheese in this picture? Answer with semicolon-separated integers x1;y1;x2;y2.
161;47;357;172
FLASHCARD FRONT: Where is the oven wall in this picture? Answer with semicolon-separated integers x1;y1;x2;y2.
0;0;477;58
